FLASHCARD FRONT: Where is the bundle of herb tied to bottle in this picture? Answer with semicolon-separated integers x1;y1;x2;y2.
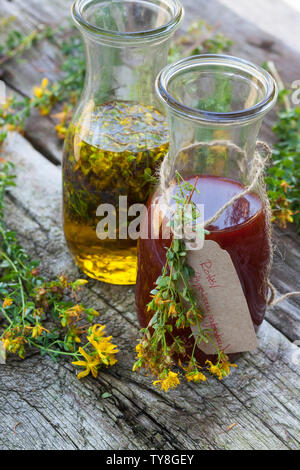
133;56;300;393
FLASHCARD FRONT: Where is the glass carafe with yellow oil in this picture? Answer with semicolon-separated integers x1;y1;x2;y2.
63;0;183;284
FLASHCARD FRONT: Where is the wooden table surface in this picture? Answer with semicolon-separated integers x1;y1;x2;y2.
0;0;299;450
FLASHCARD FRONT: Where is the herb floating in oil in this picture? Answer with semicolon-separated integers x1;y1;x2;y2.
133;173;237;392
63;101;169;284
0;161;118;379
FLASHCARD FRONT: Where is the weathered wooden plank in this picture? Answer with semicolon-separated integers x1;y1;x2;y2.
268;228;300;341
217;0;300;54
0;132;299;450
0;0;72;96
0;0;73;163
183;0;300;80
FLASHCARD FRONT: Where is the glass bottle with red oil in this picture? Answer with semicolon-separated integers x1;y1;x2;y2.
136;55;278;365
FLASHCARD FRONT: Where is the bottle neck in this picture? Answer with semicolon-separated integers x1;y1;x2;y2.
155;55;277;186
87;36;171;107
166;112;264;186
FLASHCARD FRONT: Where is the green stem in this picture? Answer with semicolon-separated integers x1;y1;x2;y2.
30;341;80;359
0;307;13;326
0;251;26;323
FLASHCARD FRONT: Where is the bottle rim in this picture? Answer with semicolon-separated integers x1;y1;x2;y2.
72;0;184;43
156;54;278;124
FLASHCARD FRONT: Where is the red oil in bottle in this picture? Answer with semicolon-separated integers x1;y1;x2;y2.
136;175;270;363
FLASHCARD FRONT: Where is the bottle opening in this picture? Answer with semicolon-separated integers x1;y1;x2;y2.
156;54;278;123
72;0;183;41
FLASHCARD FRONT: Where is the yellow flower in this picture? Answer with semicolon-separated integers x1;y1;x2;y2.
62;305;84;325
277;208;294;228
72;347;100;379
31;324;49;339
132;342;146;372
74;279;89;287
66;326;82;344
33;78;49;99
87;324;118;366
51;110;68;122
59;275;69;287
280;180;292;194
8;336;27;358
55;124;67;139
1;97;13;112
185;371;207;383
153;371;180;392
40;107;50;116
88;323;106;340
88;336;119;366
2;337;10;350
135;343;143;358
41;78;48;89
34;88;43;99
153;294;162;305
206;360;223;380
152;294;170;307
2;298;13;308
220;360;237;376
168;303;177;317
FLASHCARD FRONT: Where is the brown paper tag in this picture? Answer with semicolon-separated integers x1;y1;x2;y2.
188;240;258;354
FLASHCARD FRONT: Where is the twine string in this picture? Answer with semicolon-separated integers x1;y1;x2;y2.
267;281;300;307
